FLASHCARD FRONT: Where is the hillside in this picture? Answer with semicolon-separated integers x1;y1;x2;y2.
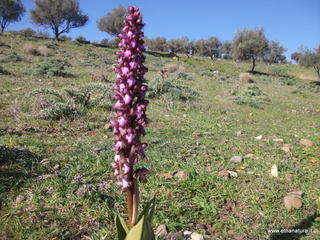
0;32;320;239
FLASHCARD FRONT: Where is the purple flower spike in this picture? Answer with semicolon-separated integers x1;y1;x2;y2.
111;6;148;191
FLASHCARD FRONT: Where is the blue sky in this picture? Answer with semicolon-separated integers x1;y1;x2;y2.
7;0;320;59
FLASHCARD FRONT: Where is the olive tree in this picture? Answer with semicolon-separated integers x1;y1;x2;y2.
97;5;127;37
298;46;320;78
232;28;268;72
193;37;221;60
30;0;88;41
0;0;25;32
263;40;287;65
167;37;190;54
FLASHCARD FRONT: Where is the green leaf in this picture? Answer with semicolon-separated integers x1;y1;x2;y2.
116;215;129;240
125;216;155;240
125;216;144;240
137;196;156;222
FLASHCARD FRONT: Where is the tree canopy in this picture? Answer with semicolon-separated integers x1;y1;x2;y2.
0;0;25;32
97;5;127;37
232;28;268;72
30;0;88;41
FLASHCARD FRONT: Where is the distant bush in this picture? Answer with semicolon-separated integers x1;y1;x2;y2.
0;52;22;63
19;28;37;37
37;31;50;39
60;35;72;41
176;72;193;80
22;43;38;55
200;71;213;77
36;46;51;56
22;83;113;120
298;81;320;93
75;35;90;45
31;59;70;77
147;77;199;102
232;85;270;108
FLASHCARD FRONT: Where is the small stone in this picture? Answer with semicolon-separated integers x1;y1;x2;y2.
281;144;291;153
40;158;50;164
92;147;102;154
53;164;60;170
245;153;254;158
283;195;302;210
218;170;229;176
255;135;263;140
235;131;242;136
166;232;183;240
230;156;243;163
227;170;238;178
192;132;202;137
174;171;188;181
287;190;304;198
15;195;25;203
285;173;293;181
270;164;278;178
159;172;174;179
273;138;284;143
155;224;168;237
183;231;204;240
299;139;313;147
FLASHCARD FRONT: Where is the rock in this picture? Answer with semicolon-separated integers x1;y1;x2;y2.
287;190;304;198
174;171;188;181
15;195;25;203
299;139;313;147
155;224;168;237
104;123;112;130
159;172;174;179
273;138;284;143
166;232;183;240
281;144;291;153
40;158;50;164
255;135;263;140
245;153;254;158
183;231;204;240
283;195;302;210
218;170;230;176
92;147;102;154
230;156;243;163
270;164;278;178
285;173;293;181
227;170;238;178
218;170;237;178
235;131;242;136
192;132;202;137
53;164;60;170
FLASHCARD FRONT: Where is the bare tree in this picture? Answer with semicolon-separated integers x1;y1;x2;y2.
30;0;88;41
232;28;268;72
0;0;25;32
97;5;127;37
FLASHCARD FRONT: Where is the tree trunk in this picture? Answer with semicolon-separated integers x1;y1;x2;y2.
251;55;256;72
54;27;59;41
315;66;320;79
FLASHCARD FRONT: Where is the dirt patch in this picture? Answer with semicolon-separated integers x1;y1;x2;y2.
297;73;319;81
218;199;247;221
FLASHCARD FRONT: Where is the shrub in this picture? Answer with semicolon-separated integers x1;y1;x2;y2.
60;35;72;41
22;43;37;55
64;83;113;109
19;28;37;37
176;72;193;80
0;52;22;63
22;83;113;120
232;85;270;108
147;77;199;102
75;35;90;44
31;59;70;77
298;81;320;93
239;72;255;83
36;46;51;56
37;31;50;39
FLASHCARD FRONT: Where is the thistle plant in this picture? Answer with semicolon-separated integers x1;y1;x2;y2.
110;7;155;239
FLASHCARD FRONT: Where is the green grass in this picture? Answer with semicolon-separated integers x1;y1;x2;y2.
0;32;320;240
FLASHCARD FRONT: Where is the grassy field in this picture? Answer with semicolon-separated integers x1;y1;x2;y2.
0;32;319;240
